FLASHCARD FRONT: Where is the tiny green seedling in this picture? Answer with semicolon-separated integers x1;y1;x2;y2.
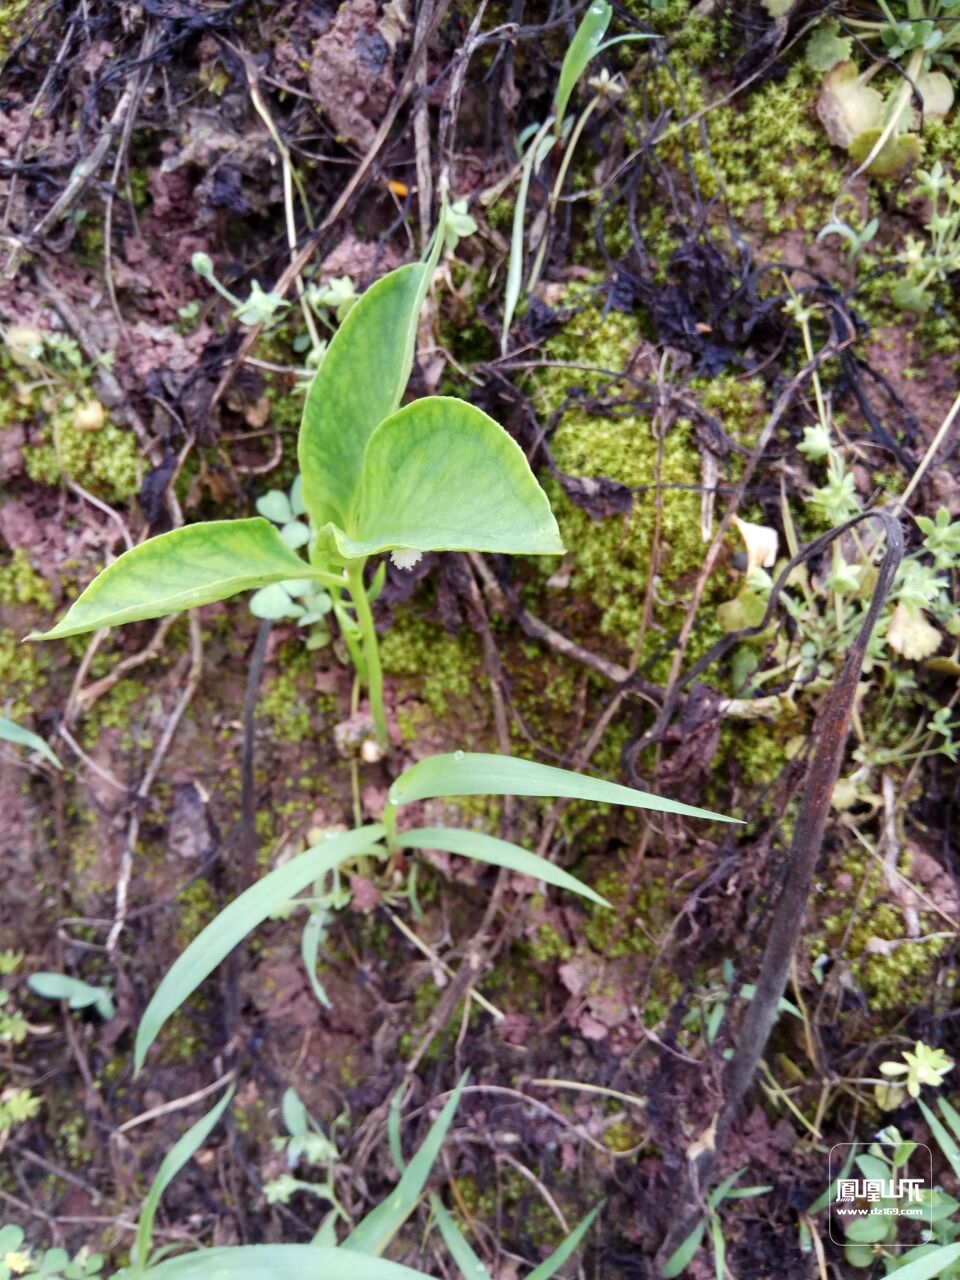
27;972;116;1021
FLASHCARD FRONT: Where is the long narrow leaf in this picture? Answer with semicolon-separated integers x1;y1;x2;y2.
919;1099;960;1179
429;1195;493;1280
389;753;738;824
661;1222;706;1278
501;123;552;357
553;0;612;127
396;827;609;906
134;1085;235;1269
32;520;320;640
882;1243;960;1280
344;1073;468;1256
121;1245;441;1279
936;1095;960;1148
134;825;386;1073
526;1202;604;1280
0;714;61;768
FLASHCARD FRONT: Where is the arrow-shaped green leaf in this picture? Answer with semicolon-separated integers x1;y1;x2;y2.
32;519;322;640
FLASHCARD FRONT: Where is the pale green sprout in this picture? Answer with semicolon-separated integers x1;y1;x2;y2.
190;252;288;327
442;198;478;253
308;275;358;324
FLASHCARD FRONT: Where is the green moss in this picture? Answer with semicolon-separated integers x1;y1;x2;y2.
380;613;483;717
0;628;50;720
80;679;148;748
23;412;141;503
257;644;316;743
175;879;216;948
525;300;727;676
0;549;55;610
0;0;30;63
528;922;574;964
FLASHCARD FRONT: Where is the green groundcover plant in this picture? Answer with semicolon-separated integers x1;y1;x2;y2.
32;207;735;1275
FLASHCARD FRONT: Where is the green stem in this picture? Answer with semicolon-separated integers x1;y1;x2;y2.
347;559;389;750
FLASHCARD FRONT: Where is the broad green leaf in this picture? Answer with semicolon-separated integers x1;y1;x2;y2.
33;520;320;641
0;714;61;768
527;1203;603;1280
396;827;609;906
134;825;385;1072
299;237;440;529
554;0;612;127
332;398;564;558
133;1086;235;1269
119;1245;440;1279
389;753;738;825
844;1213;893;1245
344;1073;467;1256
661;1222;706;1278
429;1194;493;1280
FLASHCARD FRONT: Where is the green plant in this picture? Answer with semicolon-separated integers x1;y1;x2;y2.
0;1225;103;1280
829;1125;960;1274
115;1075;602;1279
248;477;335;648
32;209;733;1276
680;957;802;1056
261;1087;344;1210
887;162;960;310
190;252;289;328
808;2;960;178
26;973;116;1021
498;1;654;352
0;714;60;769
661;1168;772;1279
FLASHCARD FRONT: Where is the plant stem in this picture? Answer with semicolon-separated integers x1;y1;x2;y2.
347;559;389;750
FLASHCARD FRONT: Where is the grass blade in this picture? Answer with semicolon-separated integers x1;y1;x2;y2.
133;1085;235;1269
661;1222;706;1278
389;753;738;824
553;0;612;128
935;1095;960;1148
134;825;385;1073
526;1202;603;1280
396;826;609;906
0;714;61;768
344;1073;468;1256
918;1098;960;1179
125;1244;442;1279
429;1194;493;1280
501;124;551;357
880;1243;960;1280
